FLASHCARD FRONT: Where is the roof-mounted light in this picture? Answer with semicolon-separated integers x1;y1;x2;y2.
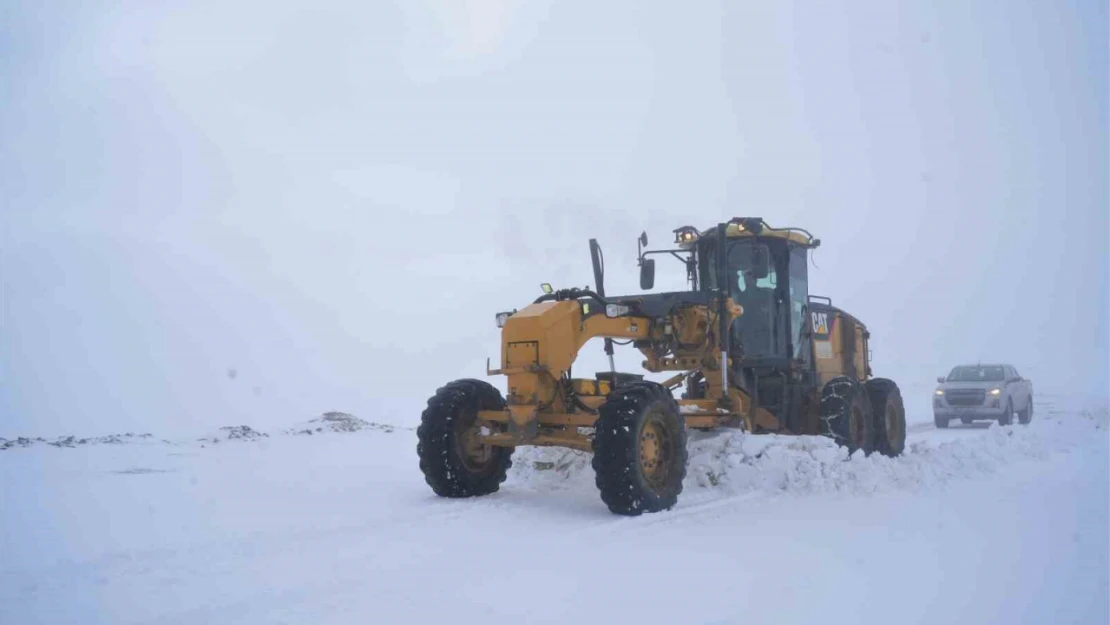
729;217;765;235
673;226;699;244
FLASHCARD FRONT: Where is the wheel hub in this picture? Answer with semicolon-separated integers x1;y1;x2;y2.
456;420;492;470
639;419;672;487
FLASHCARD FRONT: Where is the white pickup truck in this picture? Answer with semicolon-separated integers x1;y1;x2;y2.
933;364;1034;428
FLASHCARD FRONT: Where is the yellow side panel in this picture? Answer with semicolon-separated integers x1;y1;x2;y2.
498;300;650;411
506;341;538;369
813;311;868;386
854;326;868;381
814;311;843;386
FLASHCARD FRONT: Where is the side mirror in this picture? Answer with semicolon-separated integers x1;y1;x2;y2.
936;376;946;384
640;258;655;290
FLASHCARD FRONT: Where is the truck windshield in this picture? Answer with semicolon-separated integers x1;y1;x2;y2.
947;366;1005;382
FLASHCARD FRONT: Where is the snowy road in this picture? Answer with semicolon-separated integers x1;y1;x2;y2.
1;405;1107;625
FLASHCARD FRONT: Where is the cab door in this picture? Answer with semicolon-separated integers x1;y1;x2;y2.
787;245;811;367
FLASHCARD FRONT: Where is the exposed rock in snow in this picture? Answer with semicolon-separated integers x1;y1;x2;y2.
0;433;167;450
198;425;269;444
285;412;396;435
2;414;407;450
0;437;46;450
113;467;176;475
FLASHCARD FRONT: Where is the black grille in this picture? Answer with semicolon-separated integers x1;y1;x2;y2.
946;389;985;406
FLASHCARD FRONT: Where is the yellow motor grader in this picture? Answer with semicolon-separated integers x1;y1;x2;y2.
417;218;906;515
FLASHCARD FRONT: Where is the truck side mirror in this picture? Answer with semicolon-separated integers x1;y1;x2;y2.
936;376;945;383
640;258;655;290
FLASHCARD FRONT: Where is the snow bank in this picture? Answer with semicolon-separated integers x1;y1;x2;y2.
508;408;1109;498
683;412;1106;496
509;445;597;490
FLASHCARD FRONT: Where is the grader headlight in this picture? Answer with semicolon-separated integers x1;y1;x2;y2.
495;312;512;328
605;304;631;318
673;226;699;244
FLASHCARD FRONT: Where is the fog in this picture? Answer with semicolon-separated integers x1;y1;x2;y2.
2;1;1106;437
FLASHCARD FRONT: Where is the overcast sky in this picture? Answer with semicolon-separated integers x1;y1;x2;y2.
2;0;1107;437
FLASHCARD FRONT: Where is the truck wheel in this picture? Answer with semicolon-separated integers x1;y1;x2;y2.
998;400;1014;426
417;379;513;498
1019;397;1034;425
592;382;688;516
934;415;950;429
865;378;905;457
820;376;875;455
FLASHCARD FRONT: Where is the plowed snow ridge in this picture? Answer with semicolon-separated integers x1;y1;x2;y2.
509;409;1109;497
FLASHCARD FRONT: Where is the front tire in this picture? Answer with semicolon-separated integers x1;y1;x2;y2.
1019;397;1033;425
935;414;950;429
999;400;1014;426
592;382;688;516
820;376;875;455
865;378;906;457
417;379;513;498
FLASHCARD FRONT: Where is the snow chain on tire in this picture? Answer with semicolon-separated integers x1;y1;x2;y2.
819;376;875;456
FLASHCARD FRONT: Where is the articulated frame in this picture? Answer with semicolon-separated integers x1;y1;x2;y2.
476;297;781;452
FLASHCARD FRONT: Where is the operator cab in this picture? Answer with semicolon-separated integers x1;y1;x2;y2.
673;218;822;432
691;220;818;371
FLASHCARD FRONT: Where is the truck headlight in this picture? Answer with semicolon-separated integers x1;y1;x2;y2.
495;312;512;328
605;304;631;318
935;390;944;396
989;388;1001;396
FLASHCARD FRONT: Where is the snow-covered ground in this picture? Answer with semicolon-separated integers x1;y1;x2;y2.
1;402;1106;625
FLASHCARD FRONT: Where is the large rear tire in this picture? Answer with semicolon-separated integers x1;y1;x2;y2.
820;376;875;455
865;378;906;457
592;382;688;516
417;379;513;498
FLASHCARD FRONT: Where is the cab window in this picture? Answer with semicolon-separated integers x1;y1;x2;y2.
788;246;809;359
